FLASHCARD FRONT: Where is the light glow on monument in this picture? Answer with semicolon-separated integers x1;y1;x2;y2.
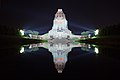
48;9;72;39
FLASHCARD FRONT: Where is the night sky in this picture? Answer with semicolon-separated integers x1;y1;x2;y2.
0;0;120;34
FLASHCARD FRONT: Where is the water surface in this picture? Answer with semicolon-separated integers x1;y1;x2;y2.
0;42;120;79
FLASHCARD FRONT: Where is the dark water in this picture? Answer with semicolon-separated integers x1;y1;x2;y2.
0;42;120;80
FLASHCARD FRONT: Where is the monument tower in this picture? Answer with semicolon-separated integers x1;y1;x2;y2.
48;9;72;39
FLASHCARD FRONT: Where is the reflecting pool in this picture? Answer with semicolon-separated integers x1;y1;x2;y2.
0;42;120;79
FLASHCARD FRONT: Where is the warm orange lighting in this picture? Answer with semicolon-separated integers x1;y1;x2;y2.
56;58;64;61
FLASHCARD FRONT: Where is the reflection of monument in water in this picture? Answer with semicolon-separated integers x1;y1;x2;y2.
48;42;82;73
20;42;99;73
27;42;86;73
49;43;70;73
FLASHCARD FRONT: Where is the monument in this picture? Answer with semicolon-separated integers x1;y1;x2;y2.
48;9;72;39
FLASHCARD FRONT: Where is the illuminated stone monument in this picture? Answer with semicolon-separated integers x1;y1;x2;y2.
48;9;72;39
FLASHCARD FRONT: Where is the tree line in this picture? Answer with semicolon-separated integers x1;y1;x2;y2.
98;24;120;36
0;25;22;36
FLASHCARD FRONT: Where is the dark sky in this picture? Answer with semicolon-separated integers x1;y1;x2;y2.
0;0;120;34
